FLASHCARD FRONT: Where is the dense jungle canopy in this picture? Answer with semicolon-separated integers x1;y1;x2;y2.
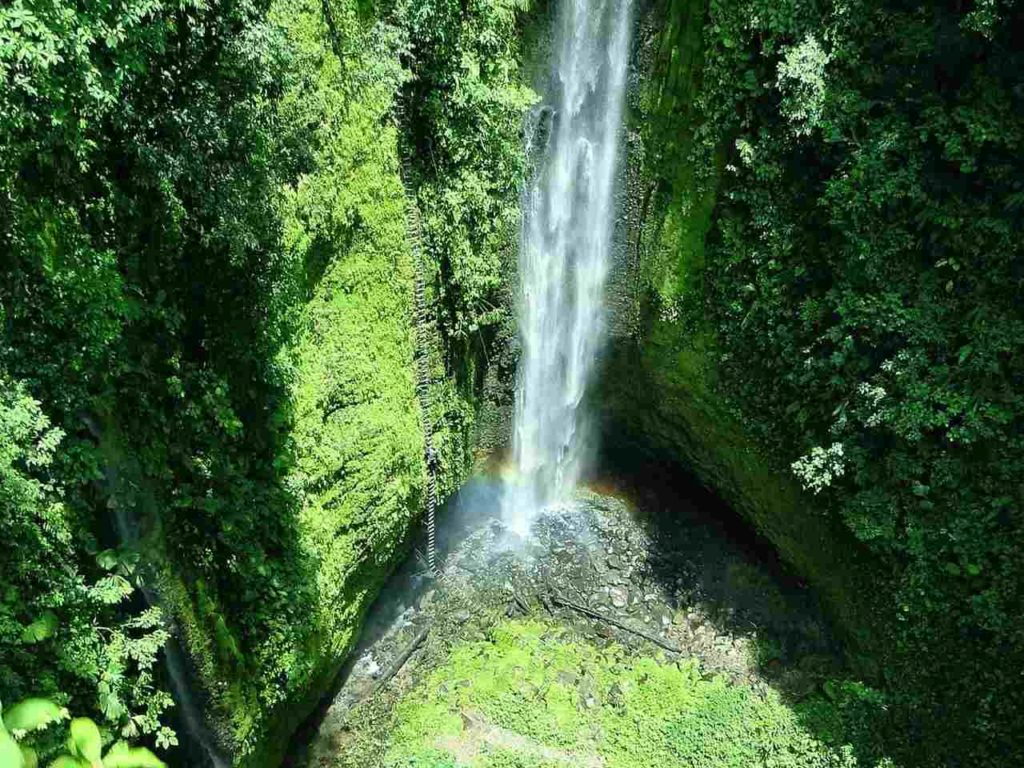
1;0;1022;766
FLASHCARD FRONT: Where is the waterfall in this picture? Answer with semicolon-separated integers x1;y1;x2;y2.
112;497;229;768
96;423;229;768
503;0;632;535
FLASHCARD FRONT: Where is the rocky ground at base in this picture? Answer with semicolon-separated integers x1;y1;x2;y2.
290;478;844;767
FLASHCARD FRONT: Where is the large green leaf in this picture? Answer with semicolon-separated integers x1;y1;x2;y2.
3;700;63;734
103;743;165;768
19;613;58;644
67;720;101;763
95;550;120;571
0;731;23;768
18;746;36;768
47;758;87;768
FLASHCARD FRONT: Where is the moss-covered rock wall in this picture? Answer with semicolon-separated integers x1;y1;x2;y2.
152;0;538;764
601;0;883;656
0;1;551;765
606;0;1024;763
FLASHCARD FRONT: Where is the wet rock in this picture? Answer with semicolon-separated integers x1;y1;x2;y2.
781;670;818;700
797;654;834;677
355;654;380;679
608;683;625;707
610;586;628;609
579;676;599;709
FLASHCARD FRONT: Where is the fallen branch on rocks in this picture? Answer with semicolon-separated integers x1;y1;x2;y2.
505;589;532;618
374;623;431;694
538;593;555;617
548;592;682;654
454;561;482;577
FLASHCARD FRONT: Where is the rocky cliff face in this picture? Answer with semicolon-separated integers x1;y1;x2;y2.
600;0;884;659
157;1;530;764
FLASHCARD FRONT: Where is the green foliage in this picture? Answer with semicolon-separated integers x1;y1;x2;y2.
20;614;59;645
0;735;29;768
637;0;1024;763
68;718;102;764
381;620;886;768
2;0;296;749
0;699;164;768
57;724;166;768
400;0;536;339
0;376;173;751
1;0;535;762
1;697;61;768
2;701;64;736
103;742;167;768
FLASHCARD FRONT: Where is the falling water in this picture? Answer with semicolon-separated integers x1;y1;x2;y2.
103;462;228;768
503;0;632;534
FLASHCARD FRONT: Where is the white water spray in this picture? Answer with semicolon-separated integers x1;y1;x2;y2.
504;0;632;534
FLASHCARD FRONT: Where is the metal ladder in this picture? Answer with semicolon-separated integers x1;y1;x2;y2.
397;132;440;577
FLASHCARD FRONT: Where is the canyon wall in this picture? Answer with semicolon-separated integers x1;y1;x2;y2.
602;0;883;653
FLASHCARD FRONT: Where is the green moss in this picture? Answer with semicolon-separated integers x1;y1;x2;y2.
216;0;426;762
379;619;877;768
633;0;714;307
602;319;881;652
604;0;884;660
285;130;423;650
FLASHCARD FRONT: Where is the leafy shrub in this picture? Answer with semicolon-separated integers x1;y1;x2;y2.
0;376;173;750
0;697;165;768
642;0;1024;762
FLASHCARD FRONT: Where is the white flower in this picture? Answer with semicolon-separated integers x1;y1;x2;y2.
792;442;846;494
858;382;887;427
776;35;831;135
735;138;756;167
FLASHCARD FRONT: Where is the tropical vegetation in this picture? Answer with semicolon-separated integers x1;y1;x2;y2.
2;0;1022;765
